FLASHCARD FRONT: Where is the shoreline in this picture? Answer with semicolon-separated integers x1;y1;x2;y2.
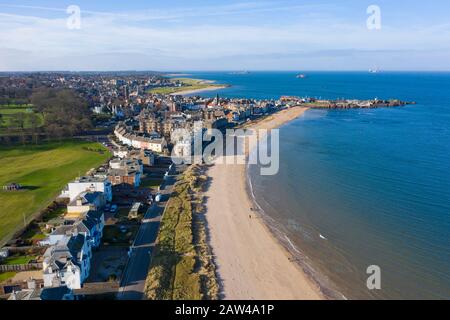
244;141;346;300
205;107;325;300
169;85;229;96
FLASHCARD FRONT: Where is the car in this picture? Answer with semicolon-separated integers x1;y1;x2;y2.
110;205;118;213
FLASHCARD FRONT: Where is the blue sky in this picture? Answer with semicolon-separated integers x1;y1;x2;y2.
1;0;449;71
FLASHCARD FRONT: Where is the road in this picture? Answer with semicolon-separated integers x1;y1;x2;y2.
117;174;176;300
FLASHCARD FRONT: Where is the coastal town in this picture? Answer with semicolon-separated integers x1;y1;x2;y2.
0;72;412;300
2;0;450;309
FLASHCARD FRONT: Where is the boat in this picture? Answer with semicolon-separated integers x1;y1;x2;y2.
296;73;307;79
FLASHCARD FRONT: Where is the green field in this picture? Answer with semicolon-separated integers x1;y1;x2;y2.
2;255;36;265
0;104;44;134
0;272;16;283
0;140;111;246
148;78;225;95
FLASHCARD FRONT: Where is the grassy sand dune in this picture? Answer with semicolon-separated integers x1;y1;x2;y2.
145;165;218;300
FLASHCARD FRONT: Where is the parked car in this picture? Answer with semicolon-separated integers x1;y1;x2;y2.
110;204;118;213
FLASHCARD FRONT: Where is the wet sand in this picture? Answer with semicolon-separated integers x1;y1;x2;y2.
205;107;324;300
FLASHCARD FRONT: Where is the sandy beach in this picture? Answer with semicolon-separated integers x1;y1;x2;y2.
205;107;324;300
170;85;228;96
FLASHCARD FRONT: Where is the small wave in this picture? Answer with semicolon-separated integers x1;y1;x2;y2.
246;166;345;300
284;235;301;254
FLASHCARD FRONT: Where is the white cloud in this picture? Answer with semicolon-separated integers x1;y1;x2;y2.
0;3;449;71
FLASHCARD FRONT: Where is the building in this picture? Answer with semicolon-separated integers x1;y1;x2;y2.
42;233;91;290
202;109;228;129
139;113;161;133
8;285;74;301
114;148;156;166
62;176;113;202
169;101;181;113
40;211;105;249
41;210;104;289
113;147;130;159
131;135;167;153
115;123;167;153
39;225;77;247
108;158;143;187
135;149;156;166
74;211;105;248
66;191;106;218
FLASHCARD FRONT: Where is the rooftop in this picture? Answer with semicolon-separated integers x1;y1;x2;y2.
73;176;108;184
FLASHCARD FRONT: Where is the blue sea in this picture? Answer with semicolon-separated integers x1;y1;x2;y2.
177;71;450;299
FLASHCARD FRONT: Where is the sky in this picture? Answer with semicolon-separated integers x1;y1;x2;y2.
0;0;450;71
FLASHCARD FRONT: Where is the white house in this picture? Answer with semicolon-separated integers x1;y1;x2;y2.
114;147;130;159
62;176;113;202
144;138;167;153
39;225;77;247
43;233;91;290
41;209;105;289
75;211;105;248
66;191;106;216
114;123;167;153
40;210;104;249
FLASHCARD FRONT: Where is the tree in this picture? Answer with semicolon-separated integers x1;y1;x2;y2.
16;112;26;130
31;88;93;139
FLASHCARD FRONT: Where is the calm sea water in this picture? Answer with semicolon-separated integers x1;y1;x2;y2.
182;71;450;299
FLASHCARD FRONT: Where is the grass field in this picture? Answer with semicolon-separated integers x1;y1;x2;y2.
0;272;16;283
0;140;111;246
148;78;225;95
0;104;44;133
2;255;36;265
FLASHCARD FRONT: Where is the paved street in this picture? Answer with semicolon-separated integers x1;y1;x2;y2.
117;174;176;300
